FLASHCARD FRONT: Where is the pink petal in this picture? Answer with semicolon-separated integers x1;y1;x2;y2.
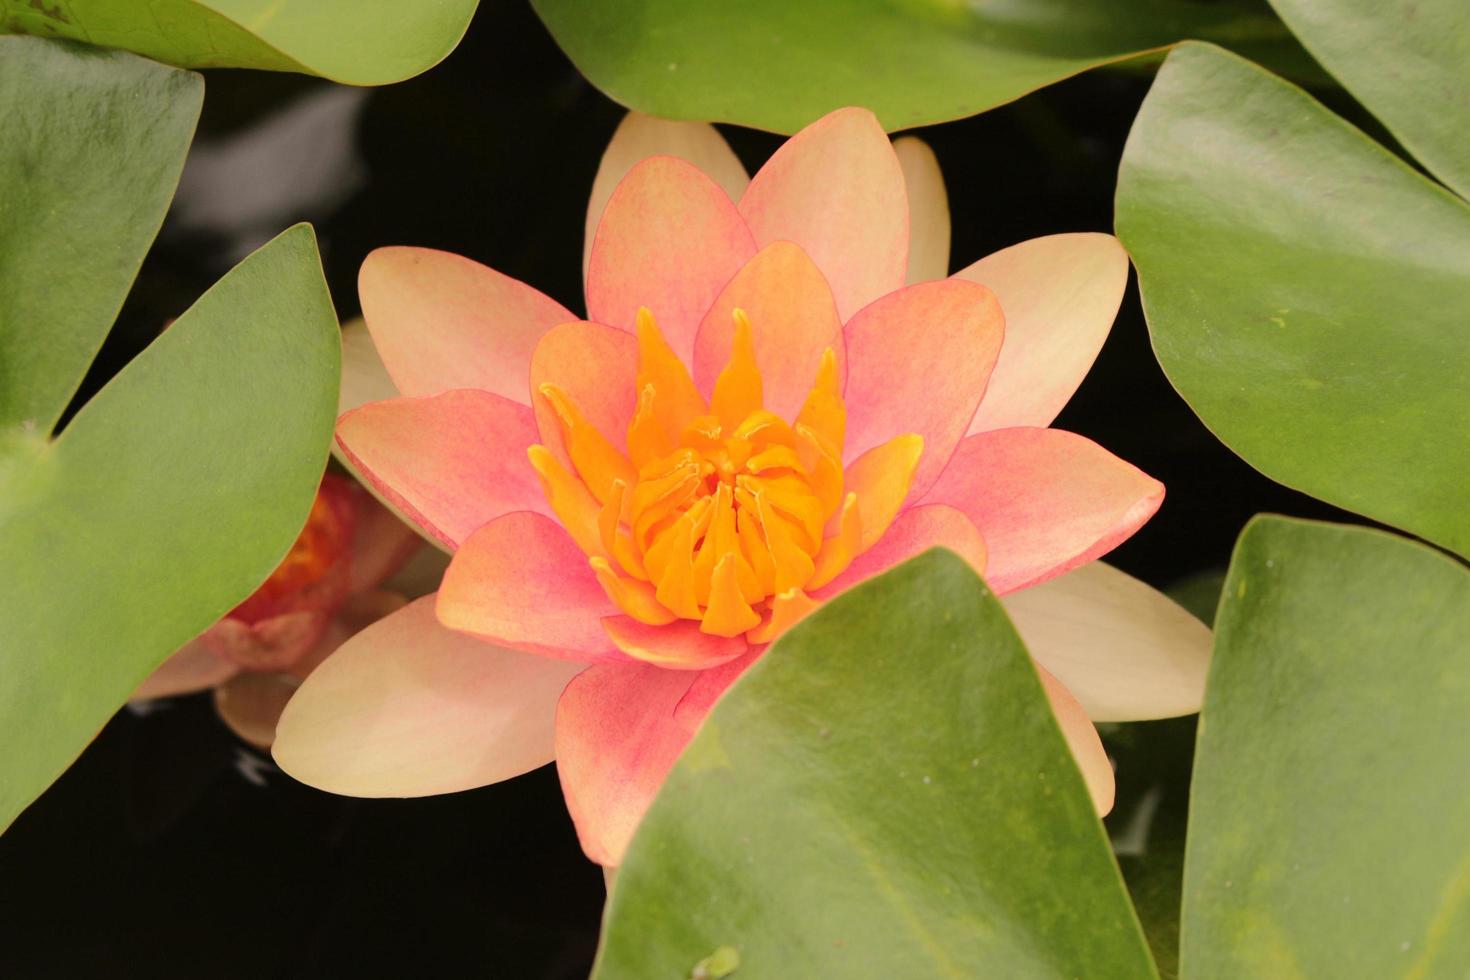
584;114;749;283
529;320;640;464
602;616;750;670
586;156;757;360
358;246;574;403
436;511;630;663
204;612;330;673
813;503;988;600
1035;664;1115;815
893;136;950;284
671;652;756;725
556;652;758;866
919;428;1163;595
555;663;697;867
842;279;1004;499
957;233;1129;431
287;588;410;681
335;390;549;550
344;483;423;593
691;242;845;421
273;595;585;797
739;107;908;320
333;320;440;550
132;638;239;700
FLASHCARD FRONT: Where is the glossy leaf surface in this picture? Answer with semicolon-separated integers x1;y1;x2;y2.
533;0;1312;133
0;223;339;832
1184;516;1470;977
1266;0;1470;198
0;0;478;84
594;550;1157;978
0;36;200;433
1117;43;1470;558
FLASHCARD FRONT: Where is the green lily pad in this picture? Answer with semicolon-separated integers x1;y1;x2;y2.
594;550;1157;978
1266;0;1470;200
0;36;200;433
1184;516;1470;977
1116;43;1470;558
0;0;478;84
533;0;1317;133
0;39;339;833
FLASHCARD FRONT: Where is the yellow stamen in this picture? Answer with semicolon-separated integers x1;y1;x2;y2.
530;309;922;645
794;423;844;516
701;554;761;637
808;492;862;589
528;445;604;558
591;557;676;625
748;588;820;644
634;308;707;442
844;434;924;550
626;384;672;469
795;347;845;454
598;479;646;580
711;309;763;432
649;513;701;618
736;504;777;596
755;492;816;594
538;382;636;503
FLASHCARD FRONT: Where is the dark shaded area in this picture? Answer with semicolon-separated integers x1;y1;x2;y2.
5;3;1367;977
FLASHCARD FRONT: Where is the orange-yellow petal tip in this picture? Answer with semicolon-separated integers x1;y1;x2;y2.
700;554;762;637
748;588;819;644
591;556;676;626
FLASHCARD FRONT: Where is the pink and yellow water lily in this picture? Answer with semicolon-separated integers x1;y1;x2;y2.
274;108;1211;866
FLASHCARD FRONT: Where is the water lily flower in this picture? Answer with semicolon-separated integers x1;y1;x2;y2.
134;471;425;747
274;108;1212;866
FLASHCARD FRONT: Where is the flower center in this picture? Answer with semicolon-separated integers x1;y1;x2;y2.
229;473;354;626
530;308;920;640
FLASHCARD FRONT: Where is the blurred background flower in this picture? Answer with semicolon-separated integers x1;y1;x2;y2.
131;471;436;748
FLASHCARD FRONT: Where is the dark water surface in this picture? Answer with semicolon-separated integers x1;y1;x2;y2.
1;4;1350;977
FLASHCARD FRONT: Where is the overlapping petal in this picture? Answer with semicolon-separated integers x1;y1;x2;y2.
692;241;844;420
738;107;908;320
893;136;950;284
812;504;987;599
1034;664;1115;815
556;652;756;866
305;106;1182;871
274;596;585;797
584;114;748;281
920;427;1163;595
556;662;699;867
215;672;297;749
437;511;631;663
1003;561;1211;722
345;487;424;594
841;279;1003;498
602;617;750;670
338;317;399;416
957;233;1129;432
132;638;238;700
587;156;756;359
358;246;573;403
336;390;550;550
528;320;640;469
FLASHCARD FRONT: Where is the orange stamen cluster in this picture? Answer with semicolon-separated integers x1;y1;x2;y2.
230;474;355;625
530;309;921;640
